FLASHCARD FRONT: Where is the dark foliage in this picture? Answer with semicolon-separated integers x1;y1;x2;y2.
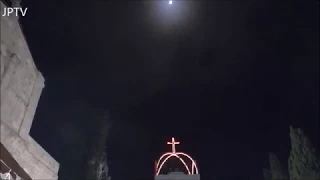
288;126;320;180
268;153;288;180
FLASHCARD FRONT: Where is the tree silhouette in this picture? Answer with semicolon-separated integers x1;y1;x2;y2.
263;168;272;180
268;153;288;180
288;126;320;180
86;112;111;180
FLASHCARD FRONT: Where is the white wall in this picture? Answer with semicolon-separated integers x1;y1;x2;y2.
0;1;59;179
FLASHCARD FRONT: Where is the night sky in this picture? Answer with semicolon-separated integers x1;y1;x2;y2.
19;0;318;179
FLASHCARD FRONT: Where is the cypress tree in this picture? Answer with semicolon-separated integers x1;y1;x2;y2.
263;168;272;180
269;153;288;180
288;126;320;180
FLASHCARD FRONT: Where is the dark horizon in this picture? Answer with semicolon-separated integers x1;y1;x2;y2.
18;0;318;179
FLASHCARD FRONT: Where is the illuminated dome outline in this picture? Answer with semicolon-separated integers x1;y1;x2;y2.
155;137;199;175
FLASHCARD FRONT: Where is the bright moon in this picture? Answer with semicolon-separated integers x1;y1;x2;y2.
169;0;172;4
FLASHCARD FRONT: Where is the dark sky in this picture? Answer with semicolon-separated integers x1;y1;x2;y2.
19;0;318;179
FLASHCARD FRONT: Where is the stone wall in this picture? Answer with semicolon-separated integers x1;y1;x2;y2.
0;1;59;179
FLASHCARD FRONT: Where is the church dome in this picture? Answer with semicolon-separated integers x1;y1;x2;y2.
155;137;199;176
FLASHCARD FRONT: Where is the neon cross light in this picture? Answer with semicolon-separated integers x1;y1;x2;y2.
167;137;180;153
155;137;199;175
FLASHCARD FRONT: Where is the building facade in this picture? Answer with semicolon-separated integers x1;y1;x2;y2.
156;172;200;180
0;0;59;179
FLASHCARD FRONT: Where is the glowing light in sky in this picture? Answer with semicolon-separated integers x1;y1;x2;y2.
155;137;199;175
169;0;172;4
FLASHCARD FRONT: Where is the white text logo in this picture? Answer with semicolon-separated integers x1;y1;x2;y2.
2;7;28;17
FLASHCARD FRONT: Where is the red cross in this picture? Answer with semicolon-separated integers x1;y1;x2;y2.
167;137;180;153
